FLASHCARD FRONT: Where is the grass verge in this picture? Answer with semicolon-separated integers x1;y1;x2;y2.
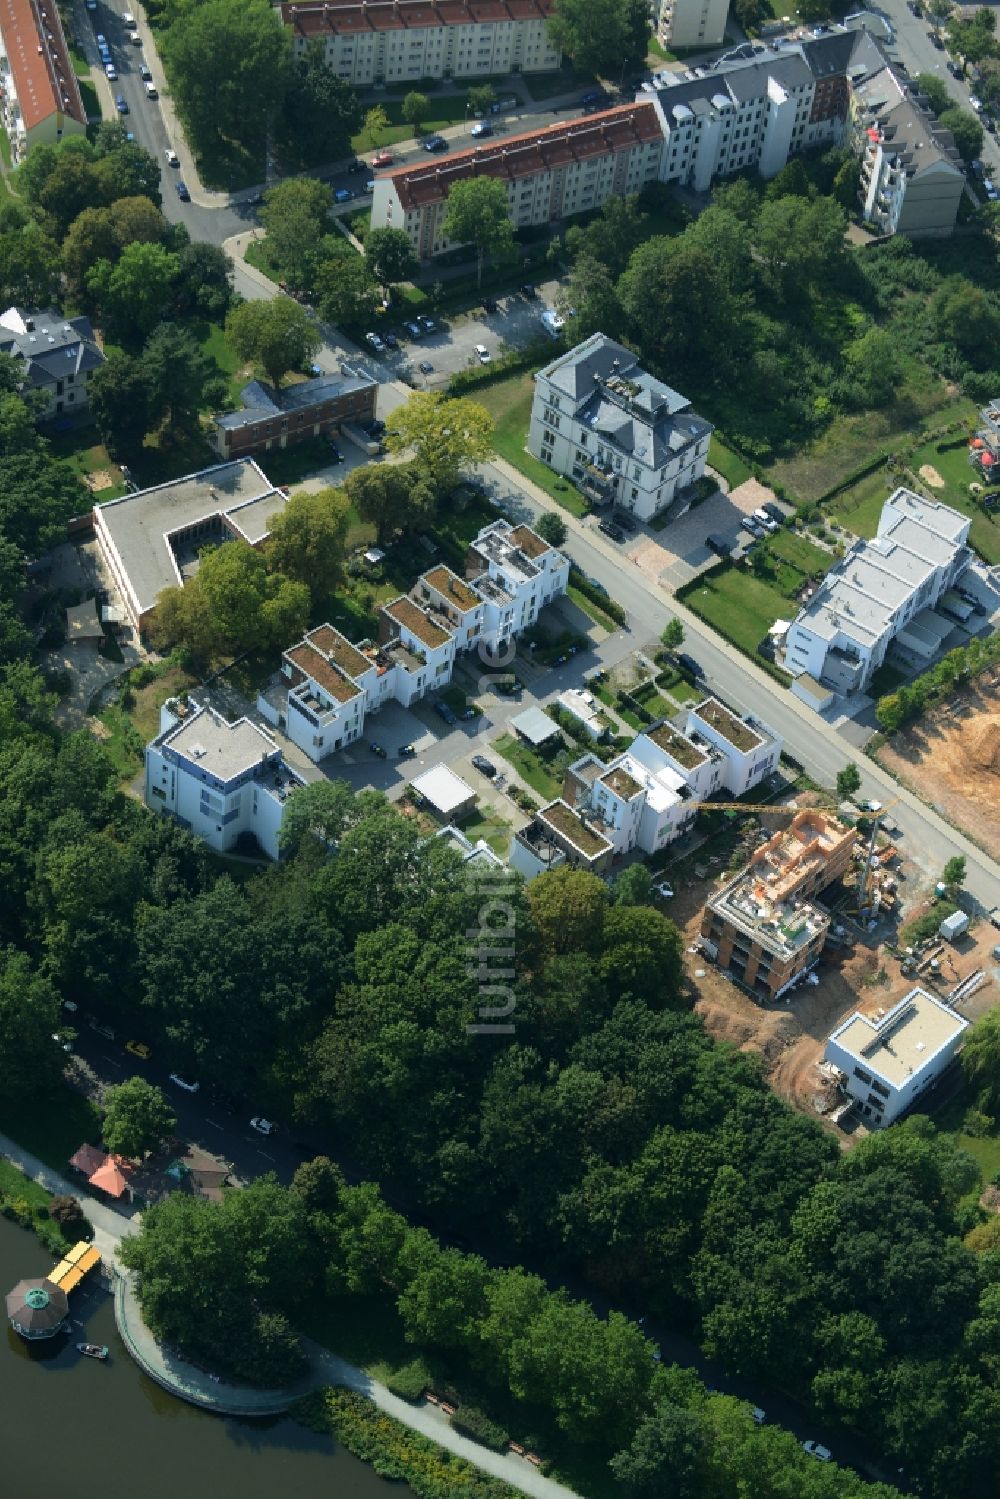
682;564;794;669
493;732;562;799
708;435;752;489
470;371;589;516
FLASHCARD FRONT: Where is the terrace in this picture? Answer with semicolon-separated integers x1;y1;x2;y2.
600;765;643;801
694;696;763;753
645;721;708;772
420;565;481;613
382;596;452;650
538;799;612;860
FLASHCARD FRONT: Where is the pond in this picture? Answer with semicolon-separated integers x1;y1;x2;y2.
0;1212;410;1499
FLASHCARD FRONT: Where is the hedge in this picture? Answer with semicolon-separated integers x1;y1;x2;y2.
816;451;891;507
450;1406;511;1452
386;1357;434;1402
293;1388;523;1499
567;566;626;625
448;338;551;396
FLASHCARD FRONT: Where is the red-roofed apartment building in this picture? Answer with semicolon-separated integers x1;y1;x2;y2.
0;0;86;162
280;0;560;86
371;102;667;259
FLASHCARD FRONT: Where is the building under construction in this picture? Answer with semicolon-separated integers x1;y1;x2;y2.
700;809;856;1000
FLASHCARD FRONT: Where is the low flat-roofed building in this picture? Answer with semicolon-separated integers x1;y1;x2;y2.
510;704;560;747
412;763;477;820
144;697;308;860
93;459;286;636
825;986;969;1127
212;372;377;461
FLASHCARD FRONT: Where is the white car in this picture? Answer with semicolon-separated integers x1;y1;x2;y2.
475;343;491;364
145;81;158;98
970;95;983;112
169;1072;200;1093
986;179;999;201
366;331;385;352
250;1117;277;1135
655;881;675;900
105;62;117;79
164;148;180;167
754;508;779;533
129;29;141;43
122;10;136;23
802;1441;832;1462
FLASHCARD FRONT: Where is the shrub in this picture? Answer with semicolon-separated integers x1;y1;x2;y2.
450;1405;511;1451
49;1194;90;1240
385;1358;433;1402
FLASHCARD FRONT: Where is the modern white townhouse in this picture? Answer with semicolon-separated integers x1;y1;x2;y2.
0;0;86;162
560;697;782;859
261;520;568;762
854;66;964;238
656;0;729;50
280;0;560;87
825;986;969;1128
145;698;306;860
784;489;975;697
371;103;666;259
527;334;712;520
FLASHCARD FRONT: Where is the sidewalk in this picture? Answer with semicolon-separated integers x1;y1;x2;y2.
0;1131;138;1266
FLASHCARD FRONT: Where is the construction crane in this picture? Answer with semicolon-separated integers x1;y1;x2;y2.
855;795;904;914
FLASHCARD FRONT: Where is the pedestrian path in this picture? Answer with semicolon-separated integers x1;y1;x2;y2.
0;1131;137;1266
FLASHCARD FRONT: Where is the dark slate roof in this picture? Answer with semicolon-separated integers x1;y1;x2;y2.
215;371;375;430
0;307;103;389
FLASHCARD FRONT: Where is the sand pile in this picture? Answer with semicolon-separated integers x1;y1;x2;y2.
969;718;1000;773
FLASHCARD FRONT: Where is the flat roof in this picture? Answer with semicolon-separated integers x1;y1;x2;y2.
510;704;560;744
422;565;481;612
286;641;361;704
537;799;611;859
383;595;452;650
644;721;707;771
507;524;550;560
693;697;763;753
95;460;283;618
162;704;280;782
306;623;371;679
830;986;968;1089
601;765;642;800
413;763;475;815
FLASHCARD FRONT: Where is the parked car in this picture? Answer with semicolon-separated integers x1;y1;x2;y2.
418;360;434;374
115;93;129;113
907;0;921;12
655;881;675;899
85;0;97;9
751;1407;767;1424
705;532;732;558
930;30;945;49
754;507;779;533
404;319;423;339
970;95;984;113
105;62;118;78
328;442;344;463
580;88;605;107
129;29;141;43
165;147;180;167
482;297;499;314
334;187;353;203
470;121;492;137
422;134;448;152
802;1442;831;1463
125;1040;152;1060
176;181;190;201
475;343;491;364
169;1072;200;1093
122;9;136;22
761;501;784;524
250;1117;277;1135
365;179;376;193
947;60;961;78
365;331;385;352
347;159;366;173
611;509;637;532
435;701;458;725
417;315;437;332
365;417;386;437
368;741;387;758
383;332;398;349
96;32;108;46
520;282;537;299
398;743;416;758
677;653;703;679
139;63;152;81
987;179;999;201
740;515;764;537
372;149;394;167
144;81;158;99
598;519;626;542
471;754;498;777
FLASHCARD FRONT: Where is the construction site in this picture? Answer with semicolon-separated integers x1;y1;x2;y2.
875;672;1000;863
663;791;1000;1138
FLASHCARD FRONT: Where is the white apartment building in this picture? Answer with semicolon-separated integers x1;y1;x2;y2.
825;986;968;1128
280;0;560;86
854;66;964;238
145;699;306;860
510;797;614;881
262;520;569;763
371;103;665;259
562;697;782;859
657;0;729;51
784;489;974;697
528;334;712;520
0;0;86;162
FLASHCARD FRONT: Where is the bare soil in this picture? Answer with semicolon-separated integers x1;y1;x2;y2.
918;464;944;488
875;676;1000;862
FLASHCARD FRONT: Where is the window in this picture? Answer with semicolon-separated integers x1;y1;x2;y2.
852;1066;872;1086
871;1079;890;1100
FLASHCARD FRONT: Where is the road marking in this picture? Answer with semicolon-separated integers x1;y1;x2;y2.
205;1118;223;1130
256;1149;276;1161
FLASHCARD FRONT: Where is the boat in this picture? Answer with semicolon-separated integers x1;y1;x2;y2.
76;1343;109;1360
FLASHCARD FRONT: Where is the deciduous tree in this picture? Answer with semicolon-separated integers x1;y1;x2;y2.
260;177;332;286
401;91;431;130
275;40;362;171
266;486;351;595
441;176;514;288
546;0;649;78
225;298;321;388
102;1076;177;1159
365;226;418;296
384;390;495;490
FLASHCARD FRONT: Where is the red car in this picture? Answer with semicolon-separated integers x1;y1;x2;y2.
372;149;394;168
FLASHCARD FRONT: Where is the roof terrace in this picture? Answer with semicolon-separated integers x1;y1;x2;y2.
645;721;708;771
537;799;612;860
693;696;763;752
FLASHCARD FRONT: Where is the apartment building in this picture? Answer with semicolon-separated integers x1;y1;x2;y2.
0;306;104;417
0;0;86;162
144;698;306;860
371;103;665;259
561;698;782;859
93;459;288;637
825;986;969;1127
701;809;856;999
212;371;377;461
510;797;614;881
784;488;974;697
657;0;729;51
280;0;560;87
854;66;964;238
262;519;566;762
528;334;712;520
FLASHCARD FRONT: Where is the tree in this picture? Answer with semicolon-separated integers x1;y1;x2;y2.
34;150;107;238
87;242;179;341
661;618;685;651
275;40;362;171
933;277;1000;364
442;176;514;289
915;72;951;116
196;539;309;653
89;350;155;452
314;249;378;328
565;194;650;277
342;462;427;542
401;91;431;131
225;298;321;388
942;855;967;891
612;865;654;906
467;84;496;118
96;140;163;206
546;0;650;78
162;0;291;169
534;511;567;546
144;322;226;435
48;1195;90;1239
611;1400;710;1498
962;1012;1000;1113
260;177;332;287
384;391;495;491
175;240;233;320
365;226;418;297
61;206;116;291
363;105;390;150
836;763;862;799
683;206;754;294
108;195;168;249
618;240;738;377
267;486;351;595
0;946;62;1102
102;1076;177;1159
939;107;984;163
0;221;61;307
832;157;860;211
527;866;608;960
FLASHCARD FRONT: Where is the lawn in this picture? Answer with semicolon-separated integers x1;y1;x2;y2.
905;435;1000;564
683;564;794;663
0;125;12;170
0;1087;103;1175
456;805;513;857
493;732;563;800
936;1086;1000;1188
767;381;975;505
471;371;589;516
567;583;618;631
353;97;475;154
765;528;830;576
824;464;897;539
47;428;126;499
193;318;248;410
708;435;752;490
522;69;593;102
128;663;199;742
